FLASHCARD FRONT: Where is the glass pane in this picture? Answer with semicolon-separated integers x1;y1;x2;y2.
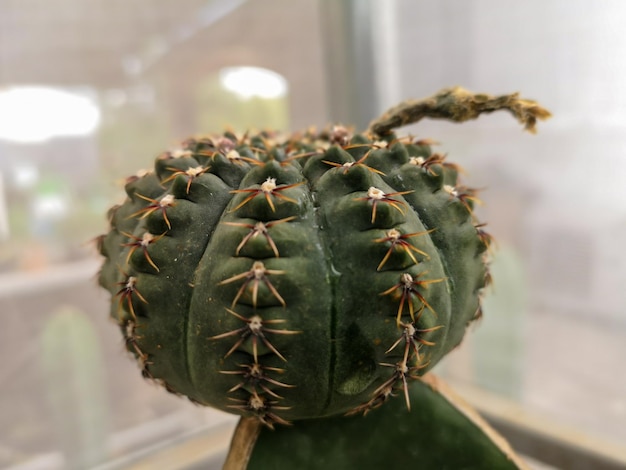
381;0;626;449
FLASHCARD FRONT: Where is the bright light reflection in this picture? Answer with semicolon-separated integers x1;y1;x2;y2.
219;66;288;100
33;194;68;219
14;165;39;189
0;86;101;143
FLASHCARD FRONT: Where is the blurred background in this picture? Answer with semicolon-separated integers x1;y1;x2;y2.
1;0;625;469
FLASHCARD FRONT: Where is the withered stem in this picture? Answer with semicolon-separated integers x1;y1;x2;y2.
369;87;551;136
223;416;262;470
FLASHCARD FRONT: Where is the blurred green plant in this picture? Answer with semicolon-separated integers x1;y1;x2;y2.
473;245;527;399
40;306;109;469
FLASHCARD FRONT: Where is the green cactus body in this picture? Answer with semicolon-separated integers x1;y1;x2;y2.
98;89;549;427
247;375;525;470
98;128;487;425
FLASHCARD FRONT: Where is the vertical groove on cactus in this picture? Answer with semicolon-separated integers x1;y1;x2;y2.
99;89;549;426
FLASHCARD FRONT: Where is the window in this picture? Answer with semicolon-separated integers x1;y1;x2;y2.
2;1;625;469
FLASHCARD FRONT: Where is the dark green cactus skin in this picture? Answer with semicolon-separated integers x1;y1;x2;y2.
248;377;521;470
97;129;489;425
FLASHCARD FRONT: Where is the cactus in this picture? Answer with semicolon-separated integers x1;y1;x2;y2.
97;88;548;466
472;244;528;399
41;306;109;469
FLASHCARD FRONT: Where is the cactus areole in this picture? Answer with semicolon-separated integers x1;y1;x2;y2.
98;88;549;427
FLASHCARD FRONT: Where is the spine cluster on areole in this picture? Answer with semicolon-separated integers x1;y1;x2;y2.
317;131;449;416
210;171;306;428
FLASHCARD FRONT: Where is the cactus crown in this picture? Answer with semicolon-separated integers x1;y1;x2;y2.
97;88;549;427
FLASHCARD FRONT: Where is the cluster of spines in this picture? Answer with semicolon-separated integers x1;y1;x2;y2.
393;135;492;315
407;146;494;325
98;132;286;402
311;129;442;414
98;171;171;385
300;126;490;415
206;152;309;428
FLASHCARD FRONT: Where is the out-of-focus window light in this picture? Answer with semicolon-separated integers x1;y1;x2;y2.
13;164;39;190
219;66;288;100
0;86;101;143
32;194;68;220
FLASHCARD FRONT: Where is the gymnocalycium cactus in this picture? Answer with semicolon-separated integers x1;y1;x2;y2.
97;88;549;434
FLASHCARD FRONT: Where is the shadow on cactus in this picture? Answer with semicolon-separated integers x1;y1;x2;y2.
97;87;550;469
